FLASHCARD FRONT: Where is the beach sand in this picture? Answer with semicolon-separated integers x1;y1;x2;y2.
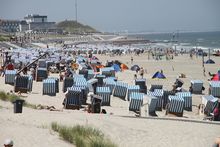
0;53;219;147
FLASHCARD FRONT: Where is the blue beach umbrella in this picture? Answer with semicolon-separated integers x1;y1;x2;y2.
152;71;166;79
205;59;215;64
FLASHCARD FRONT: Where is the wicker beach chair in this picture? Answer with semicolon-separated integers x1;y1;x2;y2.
129;92;144;113
140;95;158;117
176;92;192;111
135;78;147;94
43;78;56;96
62;77;74;93
202;95;219;116
113;81;128;100
64;87;82;110
127;85;140;101
149;84;163;92
147;89;163;111
14;75;29;93
96;87;111;106
166;95;184;117
5;70;16;85
190;80;203;94
104;78;116;95
209;81;220;97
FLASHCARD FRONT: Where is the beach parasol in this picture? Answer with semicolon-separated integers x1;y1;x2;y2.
152;71;166;79
131;65;140;71
205;59;215;64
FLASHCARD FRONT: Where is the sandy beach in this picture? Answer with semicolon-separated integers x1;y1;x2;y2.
0;53;220;147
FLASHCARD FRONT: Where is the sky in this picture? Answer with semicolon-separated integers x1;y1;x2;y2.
0;0;220;33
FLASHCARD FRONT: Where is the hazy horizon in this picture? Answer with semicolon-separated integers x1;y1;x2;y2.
0;0;220;33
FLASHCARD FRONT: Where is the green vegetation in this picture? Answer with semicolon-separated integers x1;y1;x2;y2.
56;20;99;34
0;34;11;41
0;91;37;109
0;91;20;102
51;122;117;147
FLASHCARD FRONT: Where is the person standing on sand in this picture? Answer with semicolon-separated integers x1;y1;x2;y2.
140;67;144;78
203;67;206;77
131;56;133;64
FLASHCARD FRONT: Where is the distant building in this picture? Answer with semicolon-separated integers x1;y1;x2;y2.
1;14;61;33
20;14;56;32
0;19;20;32
24;14;47;23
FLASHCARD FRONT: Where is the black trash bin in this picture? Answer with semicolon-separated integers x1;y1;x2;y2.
13;99;25;113
91;94;102;113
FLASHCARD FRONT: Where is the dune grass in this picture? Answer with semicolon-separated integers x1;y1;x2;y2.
0;91;37;109
0;91;20;102
51;122;117;147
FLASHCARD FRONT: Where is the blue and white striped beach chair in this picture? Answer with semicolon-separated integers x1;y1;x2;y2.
62;77;74;93
149;84;163;92
71;85;88;105
38;59;47;68
202;95;219;115
113;81;128;100
43;78;56;96
96;87;111;106
14;75;29;93
48;77;59;93
73;74;84;78
127;85;140;101
104;77;117;83
5;70;16;85
64;87;82;109
209;81;220;97
162;90;175;109
191;80;203;94
145;95;158;116
36;68;48;81
105;79;116;95
153;89;163;111
167;95;184;117
176;92;192;111
129;92;144;112
88;70;95;80
135;78;147;94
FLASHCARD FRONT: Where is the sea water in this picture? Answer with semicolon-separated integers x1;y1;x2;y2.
130;31;220;51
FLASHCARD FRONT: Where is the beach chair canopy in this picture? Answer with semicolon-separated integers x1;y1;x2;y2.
131;65;140;71
205;59;215;64
152;71;166;79
120;63;129;71
112;64;121;72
